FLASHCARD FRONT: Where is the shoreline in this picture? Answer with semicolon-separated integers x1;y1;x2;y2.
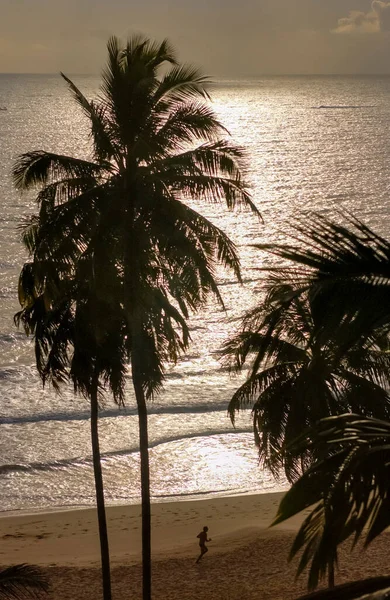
0;491;293;567
0;486;289;520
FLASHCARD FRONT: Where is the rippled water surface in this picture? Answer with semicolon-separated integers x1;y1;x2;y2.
1;74;390;511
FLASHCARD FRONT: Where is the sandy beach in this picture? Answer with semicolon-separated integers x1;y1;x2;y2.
0;491;389;599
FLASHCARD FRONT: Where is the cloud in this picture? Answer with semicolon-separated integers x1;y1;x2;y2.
373;1;390;30
332;1;390;34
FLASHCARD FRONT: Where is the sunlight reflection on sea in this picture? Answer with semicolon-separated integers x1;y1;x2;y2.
0;74;390;510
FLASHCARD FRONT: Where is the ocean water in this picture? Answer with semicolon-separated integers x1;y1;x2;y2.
1;74;390;512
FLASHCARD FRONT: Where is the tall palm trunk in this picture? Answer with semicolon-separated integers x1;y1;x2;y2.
132;366;152;600
91;371;112;600
328;562;335;589
125;168;152;600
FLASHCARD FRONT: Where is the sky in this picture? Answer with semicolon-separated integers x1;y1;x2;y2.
1;0;390;75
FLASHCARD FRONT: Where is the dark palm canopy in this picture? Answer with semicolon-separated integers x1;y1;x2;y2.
253;214;390;591
14;35;258;600
15;34;258;399
256;214;390;338
221;279;390;480
274;414;390;591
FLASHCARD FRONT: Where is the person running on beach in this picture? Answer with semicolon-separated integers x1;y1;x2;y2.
196;526;212;563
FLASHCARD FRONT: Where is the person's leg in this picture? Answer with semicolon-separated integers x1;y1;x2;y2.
196;545;207;563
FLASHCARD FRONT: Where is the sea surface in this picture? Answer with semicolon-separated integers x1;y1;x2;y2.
1;74;390;513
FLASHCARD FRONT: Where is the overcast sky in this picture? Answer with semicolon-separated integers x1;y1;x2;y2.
1;0;390;75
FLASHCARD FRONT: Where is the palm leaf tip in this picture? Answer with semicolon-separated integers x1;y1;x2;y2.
0;564;49;599
295;577;390;599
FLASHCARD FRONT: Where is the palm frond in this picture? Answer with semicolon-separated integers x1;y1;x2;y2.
126;36;177;70
273;414;390;589
143;189;243;294
0;564;48;600
296;577;390;599
13;152;103;191
256;214;390;304
158;101;225;141
223;270;390;480
61;72;118;163
154;64;211;104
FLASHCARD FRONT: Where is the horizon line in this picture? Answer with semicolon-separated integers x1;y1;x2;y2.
1;72;390;78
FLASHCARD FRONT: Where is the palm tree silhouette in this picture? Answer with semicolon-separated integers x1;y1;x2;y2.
274;414;390;591
253;215;390;590
14;35;258;600
222;279;390;481
15;250;125;600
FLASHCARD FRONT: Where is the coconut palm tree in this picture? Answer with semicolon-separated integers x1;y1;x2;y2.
249;215;390;591
221;278;390;481
15;254;126;600
0;564;48;600
14;35;258;600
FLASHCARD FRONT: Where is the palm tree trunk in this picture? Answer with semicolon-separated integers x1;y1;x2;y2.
328;561;335;588
91;372;112;600
132;369;152;600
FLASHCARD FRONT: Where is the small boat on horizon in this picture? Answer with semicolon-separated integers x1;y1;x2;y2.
314;104;373;109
